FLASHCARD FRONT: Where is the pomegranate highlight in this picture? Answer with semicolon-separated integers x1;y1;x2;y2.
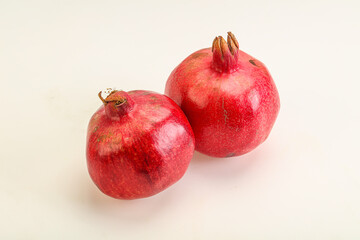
165;32;280;157
86;90;195;199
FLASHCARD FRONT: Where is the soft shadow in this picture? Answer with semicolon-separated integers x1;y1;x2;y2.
69;145;269;222
189;146;266;180
70;167;178;223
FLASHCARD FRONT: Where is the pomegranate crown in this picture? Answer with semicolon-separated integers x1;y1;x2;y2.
212;32;239;56
211;32;240;73
98;89;127;107
98;89;134;120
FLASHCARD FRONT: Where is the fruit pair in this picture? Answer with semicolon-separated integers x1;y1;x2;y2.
86;32;280;199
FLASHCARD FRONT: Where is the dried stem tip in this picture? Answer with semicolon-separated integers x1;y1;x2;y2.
98;90;127;106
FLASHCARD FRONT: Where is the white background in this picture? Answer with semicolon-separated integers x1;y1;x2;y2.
1;0;359;239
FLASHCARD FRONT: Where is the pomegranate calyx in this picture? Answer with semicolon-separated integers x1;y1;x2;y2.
98;90;134;120
212;32;240;73
98;90;127;106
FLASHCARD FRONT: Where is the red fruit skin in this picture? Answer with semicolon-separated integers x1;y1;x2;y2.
86;90;195;199
165;47;280;158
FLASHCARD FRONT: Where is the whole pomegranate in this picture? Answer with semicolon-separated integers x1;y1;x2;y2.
86;90;195;199
165;32;280;157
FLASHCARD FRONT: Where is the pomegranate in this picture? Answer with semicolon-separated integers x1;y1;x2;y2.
165;32;280;157
86;90;195;199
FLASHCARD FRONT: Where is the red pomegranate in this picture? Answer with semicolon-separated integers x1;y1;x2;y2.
86;90;195;199
165;32;280;157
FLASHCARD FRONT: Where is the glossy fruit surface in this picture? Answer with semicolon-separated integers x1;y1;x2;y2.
86;90;195;199
165;32;280;157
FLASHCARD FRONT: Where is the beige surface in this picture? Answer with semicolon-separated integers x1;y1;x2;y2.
1;0;359;239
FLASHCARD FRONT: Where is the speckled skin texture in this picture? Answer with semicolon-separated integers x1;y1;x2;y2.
86;90;195;199
165;47;280;158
